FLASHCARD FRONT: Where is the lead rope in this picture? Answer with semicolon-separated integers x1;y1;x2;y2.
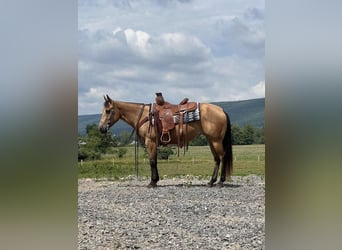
132;104;146;180
135;133;138;179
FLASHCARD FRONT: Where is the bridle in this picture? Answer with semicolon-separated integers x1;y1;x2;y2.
103;102;148;137
104;105;115;133
102;101;148;178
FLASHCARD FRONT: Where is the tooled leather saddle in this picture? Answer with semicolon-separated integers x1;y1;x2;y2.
152;93;199;152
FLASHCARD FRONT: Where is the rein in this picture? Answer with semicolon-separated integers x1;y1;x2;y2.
128;103;150;179
129;103;146;140
107;101;151;179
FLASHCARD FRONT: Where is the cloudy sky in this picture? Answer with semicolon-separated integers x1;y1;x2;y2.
78;0;264;115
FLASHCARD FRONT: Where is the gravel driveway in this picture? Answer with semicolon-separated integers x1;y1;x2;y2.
78;175;265;249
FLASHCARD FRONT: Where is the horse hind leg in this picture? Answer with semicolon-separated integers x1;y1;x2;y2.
218;151;228;187
208;141;226;187
208;155;220;187
207;142;221;187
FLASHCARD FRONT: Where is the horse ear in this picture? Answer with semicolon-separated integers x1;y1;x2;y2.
104;94;112;103
106;94;112;102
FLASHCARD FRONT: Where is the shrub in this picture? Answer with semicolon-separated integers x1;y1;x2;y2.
158;146;174;160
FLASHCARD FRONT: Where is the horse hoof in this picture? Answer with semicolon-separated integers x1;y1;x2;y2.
207;182;214;187
217;182;224;188
147;183;157;188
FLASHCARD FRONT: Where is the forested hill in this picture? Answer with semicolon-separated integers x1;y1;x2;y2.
78;98;265;135
212;98;265;128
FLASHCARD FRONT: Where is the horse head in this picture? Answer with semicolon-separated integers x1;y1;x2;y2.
98;95;120;133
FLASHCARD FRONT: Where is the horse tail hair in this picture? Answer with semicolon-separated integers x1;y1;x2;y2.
222;112;233;179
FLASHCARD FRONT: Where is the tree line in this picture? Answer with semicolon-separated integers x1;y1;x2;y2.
78;123;264;161
231;124;264;145
189;124;264;146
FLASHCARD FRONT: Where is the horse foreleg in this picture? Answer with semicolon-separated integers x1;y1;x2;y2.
148;156;159;188
146;140;159;188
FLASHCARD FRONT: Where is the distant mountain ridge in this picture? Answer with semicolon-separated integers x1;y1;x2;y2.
212;98;265;128
78;98;265;135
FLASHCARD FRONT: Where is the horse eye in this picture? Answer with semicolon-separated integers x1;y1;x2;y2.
106;109;111;114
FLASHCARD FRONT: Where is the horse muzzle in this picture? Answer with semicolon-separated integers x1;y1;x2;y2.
99;124;108;134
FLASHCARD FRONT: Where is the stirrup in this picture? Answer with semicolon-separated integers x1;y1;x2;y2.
160;132;171;144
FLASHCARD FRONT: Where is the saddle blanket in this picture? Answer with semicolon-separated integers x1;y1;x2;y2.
173;107;200;124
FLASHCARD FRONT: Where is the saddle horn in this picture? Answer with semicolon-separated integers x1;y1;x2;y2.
155;92;165;105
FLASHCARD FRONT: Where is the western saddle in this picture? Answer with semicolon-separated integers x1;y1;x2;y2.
152;92;198;152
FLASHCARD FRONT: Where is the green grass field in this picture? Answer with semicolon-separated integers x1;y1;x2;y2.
78;144;265;179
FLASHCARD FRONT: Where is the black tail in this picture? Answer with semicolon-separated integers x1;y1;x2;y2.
222;112;233;178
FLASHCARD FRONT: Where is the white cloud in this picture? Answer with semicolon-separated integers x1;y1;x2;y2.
86;87;102;98
78;0;264;115
251;80;265;97
112;27;122;35
123;29;151;52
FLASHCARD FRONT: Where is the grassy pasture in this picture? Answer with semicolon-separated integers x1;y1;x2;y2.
78;144;265;180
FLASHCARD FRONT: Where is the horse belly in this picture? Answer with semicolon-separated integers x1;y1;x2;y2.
167;123;202;144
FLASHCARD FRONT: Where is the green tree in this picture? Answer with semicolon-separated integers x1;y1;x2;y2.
118;131;132;145
253;126;265;144
86;124;117;153
241;124;255;145
189;134;208;146
78;124;117;160
116;147;128;158
158;146;175;160
231;124;264;145
231;124;243;145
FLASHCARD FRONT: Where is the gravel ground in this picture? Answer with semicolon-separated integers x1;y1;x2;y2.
78;175;265;250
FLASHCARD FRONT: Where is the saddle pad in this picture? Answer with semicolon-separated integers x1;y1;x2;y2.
173;108;200;124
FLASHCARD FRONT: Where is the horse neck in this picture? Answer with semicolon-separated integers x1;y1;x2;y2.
116;101;146;128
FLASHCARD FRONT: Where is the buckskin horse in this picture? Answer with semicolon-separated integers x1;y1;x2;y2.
98;94;233;188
